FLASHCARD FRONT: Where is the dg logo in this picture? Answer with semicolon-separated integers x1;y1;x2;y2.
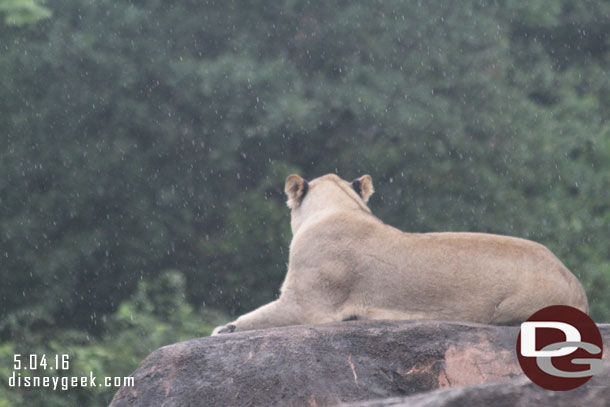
516;305;604;391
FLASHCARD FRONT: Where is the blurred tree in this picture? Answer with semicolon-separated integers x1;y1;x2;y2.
0;0;50;25
1;6;609;406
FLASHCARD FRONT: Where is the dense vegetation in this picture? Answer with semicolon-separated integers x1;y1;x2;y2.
1;0;609;405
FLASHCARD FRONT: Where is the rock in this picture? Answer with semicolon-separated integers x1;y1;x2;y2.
109;321;610;407
341;362;610;407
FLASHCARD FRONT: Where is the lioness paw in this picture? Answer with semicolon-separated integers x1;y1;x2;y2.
211;324;236;336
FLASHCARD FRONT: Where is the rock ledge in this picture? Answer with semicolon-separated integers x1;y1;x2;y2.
109;320;610;407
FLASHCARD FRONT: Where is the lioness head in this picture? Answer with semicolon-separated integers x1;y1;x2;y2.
284;173;374;233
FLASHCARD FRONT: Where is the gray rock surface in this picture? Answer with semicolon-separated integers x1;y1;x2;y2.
109;321;610;407
341;362;610;407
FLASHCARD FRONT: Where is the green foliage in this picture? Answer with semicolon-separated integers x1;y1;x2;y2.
1;1;610;405
0;0;50;25
0;271;219;406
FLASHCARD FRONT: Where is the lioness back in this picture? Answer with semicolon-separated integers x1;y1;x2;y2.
290;209;587;325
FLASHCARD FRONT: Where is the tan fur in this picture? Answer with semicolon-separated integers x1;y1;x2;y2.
212;173;588;335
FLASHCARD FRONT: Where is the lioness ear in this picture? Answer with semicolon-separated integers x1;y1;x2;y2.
284;174;309;209
351;175;374;203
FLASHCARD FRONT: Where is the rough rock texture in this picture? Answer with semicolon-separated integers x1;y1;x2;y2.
342;362;610;407
109;321;610;407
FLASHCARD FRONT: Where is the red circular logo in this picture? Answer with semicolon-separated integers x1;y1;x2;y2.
516;305;603;391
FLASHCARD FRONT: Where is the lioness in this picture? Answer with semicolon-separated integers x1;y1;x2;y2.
212;173;588;335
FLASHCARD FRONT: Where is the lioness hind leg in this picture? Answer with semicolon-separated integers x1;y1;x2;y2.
489;295;530;325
